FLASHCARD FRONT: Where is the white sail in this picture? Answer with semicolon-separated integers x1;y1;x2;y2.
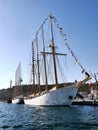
15;62;22;86
12;62;24;104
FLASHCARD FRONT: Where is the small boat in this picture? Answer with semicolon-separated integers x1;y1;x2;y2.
24;13;91;106
12;62;24;104
12;96;24;104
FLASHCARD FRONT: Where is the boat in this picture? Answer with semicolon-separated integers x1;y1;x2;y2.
24;13;91;106
12;96;24;104
12;62;24;104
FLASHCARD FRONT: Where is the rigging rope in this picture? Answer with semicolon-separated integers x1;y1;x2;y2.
52;16;86;74
32;14;86;74
33;17;48;43
56;56;67;83
48;55;54;84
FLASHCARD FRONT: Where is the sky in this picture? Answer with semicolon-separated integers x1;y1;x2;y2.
0;0;98;89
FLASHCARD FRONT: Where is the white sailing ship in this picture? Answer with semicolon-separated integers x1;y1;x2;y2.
24;13;90;106
12;62;24;104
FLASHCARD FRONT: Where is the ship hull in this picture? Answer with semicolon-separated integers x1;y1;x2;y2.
24;84;77;106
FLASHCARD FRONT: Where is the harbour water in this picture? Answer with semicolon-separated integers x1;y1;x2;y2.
0;103;98;130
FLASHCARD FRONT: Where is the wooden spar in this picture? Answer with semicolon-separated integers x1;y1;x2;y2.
32;42;35;95
42;27;48;92
50;14;58;89
36;36;41;95
41;52;67;56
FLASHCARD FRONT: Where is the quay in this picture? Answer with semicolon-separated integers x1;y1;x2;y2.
72;99;98;106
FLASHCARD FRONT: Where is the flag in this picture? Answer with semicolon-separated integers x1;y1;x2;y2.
60;28;62;31
82;69;85;73
89;82;92;87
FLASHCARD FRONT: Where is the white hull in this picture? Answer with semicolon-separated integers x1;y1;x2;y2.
12;97;24;104
12;98;20;104
24;84;78;106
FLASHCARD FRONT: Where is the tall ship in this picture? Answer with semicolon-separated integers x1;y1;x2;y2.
24;13;90;106
12;62;24;104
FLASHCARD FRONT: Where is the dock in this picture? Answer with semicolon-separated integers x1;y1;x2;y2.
72;99;98;106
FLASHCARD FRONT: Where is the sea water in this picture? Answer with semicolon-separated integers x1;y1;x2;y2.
0;102;98;130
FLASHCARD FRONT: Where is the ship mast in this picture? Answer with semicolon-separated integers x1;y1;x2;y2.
36;36;41;95
34;13;66;92
50;14;58;89
32;42;35;95
42;27;48;92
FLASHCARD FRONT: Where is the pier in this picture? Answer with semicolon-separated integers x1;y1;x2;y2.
72;99;98;106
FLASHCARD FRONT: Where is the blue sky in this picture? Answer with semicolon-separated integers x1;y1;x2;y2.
0;0;98;89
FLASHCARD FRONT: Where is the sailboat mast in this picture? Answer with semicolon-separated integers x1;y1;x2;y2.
36;36;41;95
42;27;48;92
50;14;58;89
32;42;35;95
